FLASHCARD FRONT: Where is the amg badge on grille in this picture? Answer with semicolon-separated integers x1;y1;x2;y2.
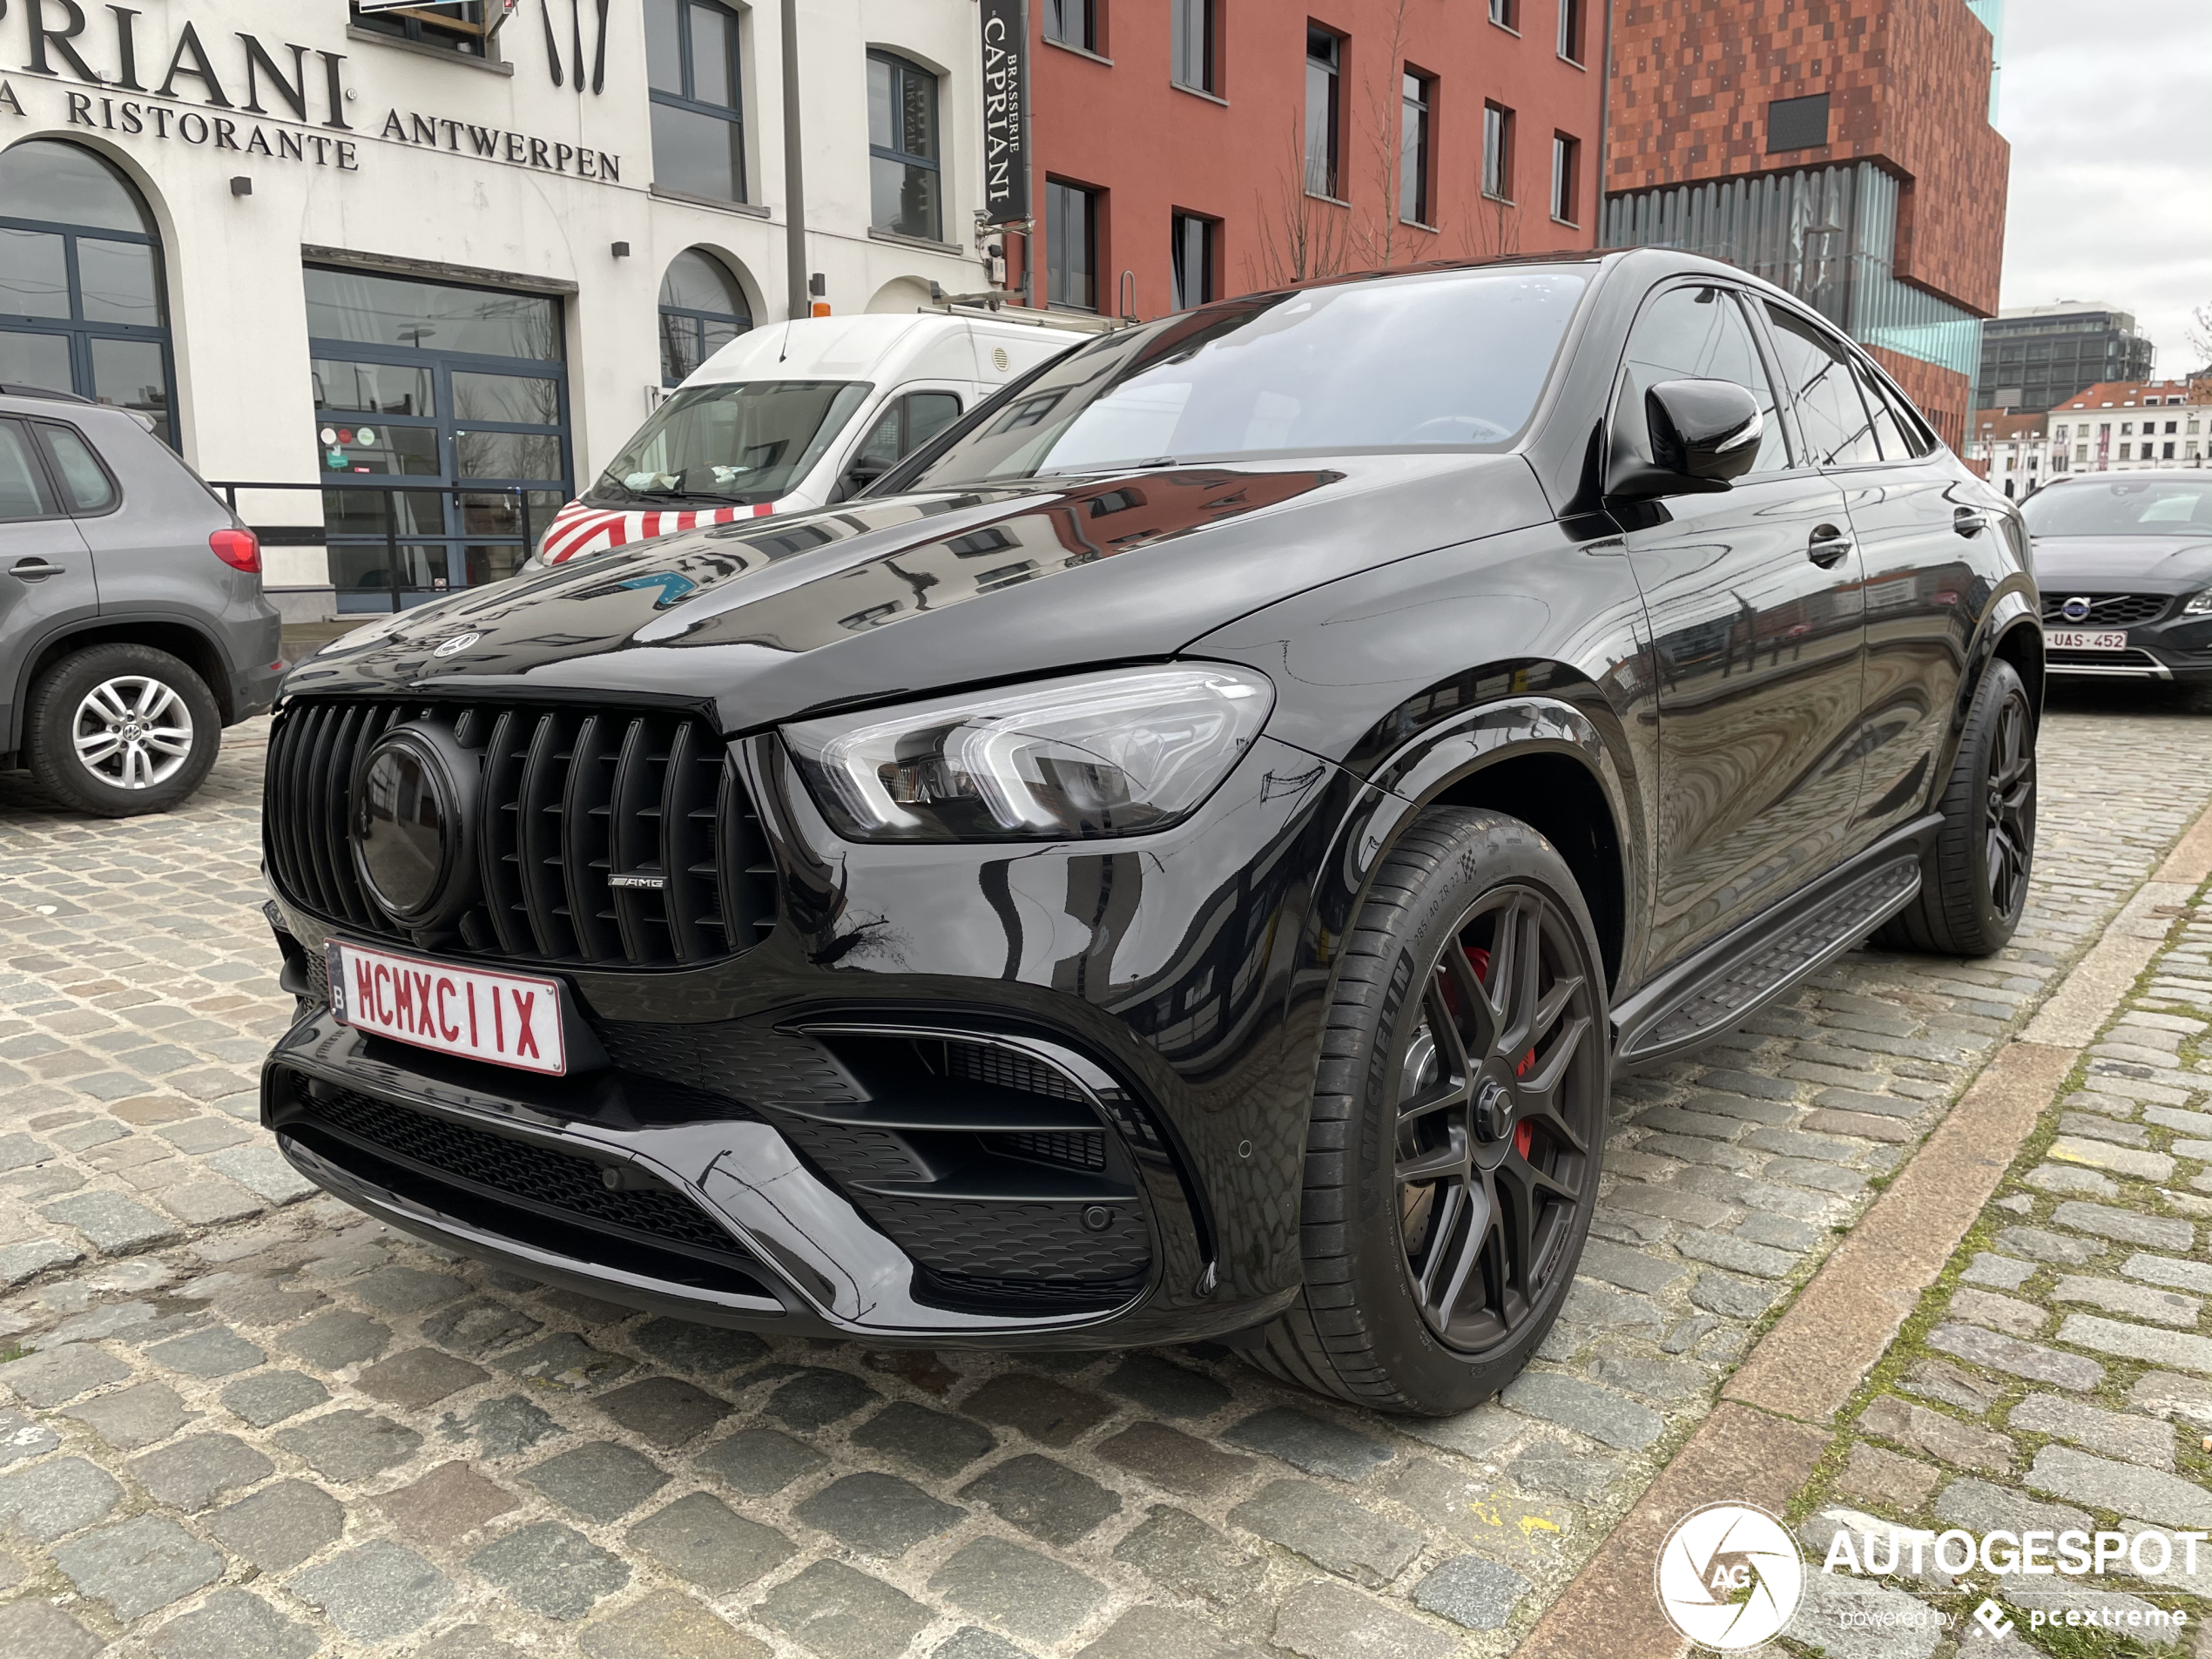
607;873;668;891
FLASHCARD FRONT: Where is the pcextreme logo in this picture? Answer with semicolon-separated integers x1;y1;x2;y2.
1656;1502;1806;1650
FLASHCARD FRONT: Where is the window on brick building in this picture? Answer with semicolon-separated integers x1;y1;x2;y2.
1170;211;1216;310
1483;103;1514;200
1305;27;1342;198
1549;133;1579;225
1171;0;1217;92
1045;0;1098;52
1046;179;1098;312
1400;71;1433;225
1489;0;1518;28
1556;0;1584;63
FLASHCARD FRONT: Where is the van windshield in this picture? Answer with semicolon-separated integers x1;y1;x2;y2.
902;268;1588;489
586;380;872;507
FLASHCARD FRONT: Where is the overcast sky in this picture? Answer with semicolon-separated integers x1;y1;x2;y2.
1997;0;2212;374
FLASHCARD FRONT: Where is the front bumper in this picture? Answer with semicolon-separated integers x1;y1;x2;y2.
260;731;1361;1347
2045;615;2212;680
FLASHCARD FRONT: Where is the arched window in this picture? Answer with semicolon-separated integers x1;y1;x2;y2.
658;249;752;385
0;141;175;445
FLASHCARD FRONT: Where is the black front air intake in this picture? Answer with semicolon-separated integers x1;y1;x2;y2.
271;1070;772;1298
264;698;775;968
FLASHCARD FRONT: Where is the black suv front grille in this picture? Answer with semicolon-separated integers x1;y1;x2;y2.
2040;592;2168;627
266;698;776;968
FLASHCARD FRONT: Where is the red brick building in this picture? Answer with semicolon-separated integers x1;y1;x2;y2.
1007;2;1608;322
1600;0;2009;450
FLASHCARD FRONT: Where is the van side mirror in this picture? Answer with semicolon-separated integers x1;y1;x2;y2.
1606;378;1765;501
830;453;894;503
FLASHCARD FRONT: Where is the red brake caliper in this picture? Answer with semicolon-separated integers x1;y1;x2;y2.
1464;946;1537;1157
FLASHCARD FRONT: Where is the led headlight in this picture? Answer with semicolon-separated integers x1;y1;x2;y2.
783;664;1275;841
2184;590;2212;616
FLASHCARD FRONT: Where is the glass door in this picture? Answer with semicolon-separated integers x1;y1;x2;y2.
304;266;571;612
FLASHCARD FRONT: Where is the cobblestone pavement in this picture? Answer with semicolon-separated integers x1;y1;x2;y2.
1783;874;2212;1658
3;690;2212;1659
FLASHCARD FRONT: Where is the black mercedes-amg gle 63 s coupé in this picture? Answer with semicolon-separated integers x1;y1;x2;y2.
259;251;2040;1414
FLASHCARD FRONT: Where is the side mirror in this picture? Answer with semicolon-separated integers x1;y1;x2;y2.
1607;378;1765;501
836;453;894;500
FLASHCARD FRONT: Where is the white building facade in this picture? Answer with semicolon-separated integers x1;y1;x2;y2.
2048;381;2212;479
0;1;1001;617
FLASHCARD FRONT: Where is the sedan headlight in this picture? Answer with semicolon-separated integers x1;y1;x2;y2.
2184;590;2212;616
783;664;1275;841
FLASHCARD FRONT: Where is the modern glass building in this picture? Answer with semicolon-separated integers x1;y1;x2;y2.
1599;162;1983;381
1601;0;2009;450
1976;303;2158;414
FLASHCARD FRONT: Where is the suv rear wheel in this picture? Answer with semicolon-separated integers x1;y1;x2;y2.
1256;808;1609;1414
1874;656;2035;956
24;644;220;817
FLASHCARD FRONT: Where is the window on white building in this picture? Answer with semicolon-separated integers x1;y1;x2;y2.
647;0;746;204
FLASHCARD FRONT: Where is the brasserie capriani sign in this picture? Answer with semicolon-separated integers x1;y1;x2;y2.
0;0;621;181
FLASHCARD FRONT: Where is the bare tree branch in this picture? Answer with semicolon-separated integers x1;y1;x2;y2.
1245;112;1347;289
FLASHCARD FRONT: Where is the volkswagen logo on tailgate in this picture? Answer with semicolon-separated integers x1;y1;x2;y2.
2060;597;2093;623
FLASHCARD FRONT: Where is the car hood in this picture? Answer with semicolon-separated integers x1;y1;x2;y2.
281;454;1554;732
2033;535;2212;596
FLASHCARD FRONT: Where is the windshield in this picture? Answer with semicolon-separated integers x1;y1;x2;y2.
903;267;1588;489
588;380;871;506
2023;478;2212;538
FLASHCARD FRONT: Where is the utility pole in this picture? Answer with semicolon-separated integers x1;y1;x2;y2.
780;0;808;318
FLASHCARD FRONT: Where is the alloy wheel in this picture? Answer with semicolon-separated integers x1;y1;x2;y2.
1983;685;2034;918
1393;885;1604;1353
71;676;195;790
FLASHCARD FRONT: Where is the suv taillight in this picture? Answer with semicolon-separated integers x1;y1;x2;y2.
210;528;260;574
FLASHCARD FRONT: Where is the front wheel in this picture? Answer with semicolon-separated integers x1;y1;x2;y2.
1254;808;1609;1415
1874;656;2036;956
24;644;222;817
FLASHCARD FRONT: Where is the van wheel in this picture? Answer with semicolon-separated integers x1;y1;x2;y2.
1873;657;2035;956
24;644;221;817
1253;808;1609;1415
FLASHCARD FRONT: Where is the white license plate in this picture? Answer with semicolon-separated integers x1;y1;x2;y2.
2044;629;2130;651
327;941;567;1076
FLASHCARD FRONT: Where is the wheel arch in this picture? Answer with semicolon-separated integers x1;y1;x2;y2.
10;615;235;752
1316;678;1642;995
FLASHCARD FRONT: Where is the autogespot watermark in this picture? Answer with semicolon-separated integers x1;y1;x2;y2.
1656;1505;2198;1648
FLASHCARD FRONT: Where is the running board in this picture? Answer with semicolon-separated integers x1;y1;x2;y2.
1612;817;1939;1068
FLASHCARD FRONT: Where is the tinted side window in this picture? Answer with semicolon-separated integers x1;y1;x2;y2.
853;391;964;473
904;391;961;454
1764;305;1880;467
1866;369;1935;458
0;420;53;521
1620;285;1789;473
1848;361;1910;461
39;425;117;512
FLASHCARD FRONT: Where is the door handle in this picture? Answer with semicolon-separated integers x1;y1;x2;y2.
10;557;67;582
1806;525;1854;569
1953;506;1990;537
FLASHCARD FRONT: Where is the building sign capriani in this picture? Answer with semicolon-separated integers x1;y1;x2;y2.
0;2;621;182
978;0;1028;226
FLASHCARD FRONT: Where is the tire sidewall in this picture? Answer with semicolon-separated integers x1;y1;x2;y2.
1335;813;1609;1413
1958;657;2034;941
28;645;221;816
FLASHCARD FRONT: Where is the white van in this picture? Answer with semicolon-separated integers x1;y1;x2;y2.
536;311;1086;565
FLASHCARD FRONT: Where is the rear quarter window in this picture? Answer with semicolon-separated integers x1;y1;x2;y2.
39;424;118;512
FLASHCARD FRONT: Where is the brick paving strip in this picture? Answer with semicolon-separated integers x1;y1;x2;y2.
7;706;2212;1659
1523;816;2212;1659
